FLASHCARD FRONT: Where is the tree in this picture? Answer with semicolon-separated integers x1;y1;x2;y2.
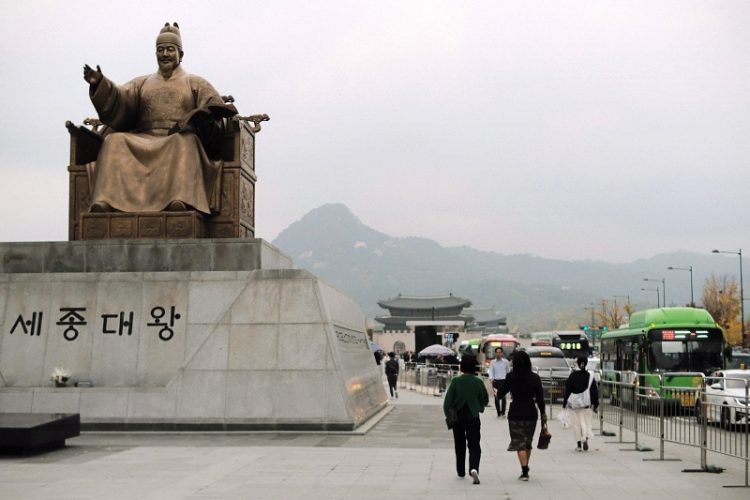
596;299;625;330
701;274;742;345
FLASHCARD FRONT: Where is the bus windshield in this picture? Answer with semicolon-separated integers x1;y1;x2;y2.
552;337;589;359
482;340;518;360
648;329;724;375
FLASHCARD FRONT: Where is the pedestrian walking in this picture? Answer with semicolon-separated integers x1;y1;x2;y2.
488;347;510;417
443;354;489;484
562;355;599;451
385;352;399;398
498;350;547;481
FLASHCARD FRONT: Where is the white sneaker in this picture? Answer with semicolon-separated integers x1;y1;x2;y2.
470;469;480;484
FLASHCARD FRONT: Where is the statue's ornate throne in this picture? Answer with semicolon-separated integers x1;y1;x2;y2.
66;106;268;240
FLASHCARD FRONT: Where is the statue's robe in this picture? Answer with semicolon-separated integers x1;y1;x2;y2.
89;66;225;214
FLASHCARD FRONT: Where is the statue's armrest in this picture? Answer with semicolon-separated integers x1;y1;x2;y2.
66;120;103;165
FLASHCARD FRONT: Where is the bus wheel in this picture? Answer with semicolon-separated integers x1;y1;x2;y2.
720;406;732;431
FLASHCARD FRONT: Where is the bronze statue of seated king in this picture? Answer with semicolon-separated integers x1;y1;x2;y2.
66;23;268;240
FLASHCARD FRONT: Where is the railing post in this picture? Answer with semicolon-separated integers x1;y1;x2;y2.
618;372;624;443
658;373;665;460
700;376;708;470
634;372;640;450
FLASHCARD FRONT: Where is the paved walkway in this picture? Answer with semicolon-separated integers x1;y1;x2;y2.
1;381;748;499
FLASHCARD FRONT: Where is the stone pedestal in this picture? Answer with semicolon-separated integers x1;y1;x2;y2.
81;212;206;240
0;240;387;430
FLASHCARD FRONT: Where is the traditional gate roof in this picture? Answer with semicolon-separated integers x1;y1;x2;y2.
377;293;471;311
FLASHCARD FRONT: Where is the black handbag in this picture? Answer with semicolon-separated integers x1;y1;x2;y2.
445;408;458;429
537;425;552;449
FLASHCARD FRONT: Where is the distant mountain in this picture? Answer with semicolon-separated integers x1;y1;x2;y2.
272;203;740;332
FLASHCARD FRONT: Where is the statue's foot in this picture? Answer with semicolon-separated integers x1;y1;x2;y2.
90;201;112;213
167;200;188;211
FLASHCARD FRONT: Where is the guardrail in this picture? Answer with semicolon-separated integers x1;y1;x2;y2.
599;369;749;488
398;362;459;397
395;362;749;487
535;367;571;419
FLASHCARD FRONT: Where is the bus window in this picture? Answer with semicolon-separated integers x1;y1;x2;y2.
648;339;723;374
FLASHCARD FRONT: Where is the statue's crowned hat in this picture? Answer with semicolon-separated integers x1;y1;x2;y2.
156;22;182;49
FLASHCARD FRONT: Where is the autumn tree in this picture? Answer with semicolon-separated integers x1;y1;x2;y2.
596;299;625;330
701;274;742;345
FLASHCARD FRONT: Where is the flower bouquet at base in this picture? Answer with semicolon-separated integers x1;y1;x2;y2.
51;367;71;387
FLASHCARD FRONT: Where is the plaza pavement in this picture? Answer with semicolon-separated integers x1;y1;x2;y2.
1;380;748;500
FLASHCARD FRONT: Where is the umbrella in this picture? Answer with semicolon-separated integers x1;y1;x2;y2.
418;344;456;357
368;340;383;352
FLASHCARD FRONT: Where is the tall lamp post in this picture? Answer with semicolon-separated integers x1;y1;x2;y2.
712;249;745;348
641;287;660;307
644;278;666;307
667;266;694;307
583;303;595;328
613;294;631;319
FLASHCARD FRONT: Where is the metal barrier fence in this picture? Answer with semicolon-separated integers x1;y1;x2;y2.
598;369;749;488
535;367;571;419
398;362;459;397
396;363;749;487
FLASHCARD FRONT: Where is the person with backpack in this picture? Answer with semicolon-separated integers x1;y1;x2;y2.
563;355;599;451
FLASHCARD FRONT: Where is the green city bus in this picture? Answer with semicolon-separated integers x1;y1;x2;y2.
600;307;729;409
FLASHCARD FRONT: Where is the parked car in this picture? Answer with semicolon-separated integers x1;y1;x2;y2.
524;346;571;403
699;369;750;429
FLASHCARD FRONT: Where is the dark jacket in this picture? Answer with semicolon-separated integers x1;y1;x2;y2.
385;359;399;377
499;371;546;422
563;369;599;409
443;374;490;418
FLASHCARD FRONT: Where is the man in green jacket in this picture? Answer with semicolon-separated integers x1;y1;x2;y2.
443;354;489;484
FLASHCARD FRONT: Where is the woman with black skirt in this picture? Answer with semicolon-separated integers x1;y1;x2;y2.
498;350;547;481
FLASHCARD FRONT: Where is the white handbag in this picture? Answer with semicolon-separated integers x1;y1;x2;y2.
567;372;593;409
557;408;572;429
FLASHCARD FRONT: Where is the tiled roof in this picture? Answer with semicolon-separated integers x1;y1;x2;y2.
464;307;507;324
374;314;473;326
377;294;472;310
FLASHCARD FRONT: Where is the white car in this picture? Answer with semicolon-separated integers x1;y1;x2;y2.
700;369;750;429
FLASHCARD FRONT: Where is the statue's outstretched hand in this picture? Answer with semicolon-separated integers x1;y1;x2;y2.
83;64;103;86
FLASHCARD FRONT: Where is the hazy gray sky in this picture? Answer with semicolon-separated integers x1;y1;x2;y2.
1;0;748;262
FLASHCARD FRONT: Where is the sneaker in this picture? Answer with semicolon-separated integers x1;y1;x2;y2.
583;439;589;451
576;441;582;452
457;471;465;478
470;469;480;484
519;472;529;481
395;391;398;399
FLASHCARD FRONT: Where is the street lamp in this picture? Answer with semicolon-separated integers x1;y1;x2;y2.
667;266;694;307
613;294;631;319
641;287;660;308
644;277;666;307
712;249;745;348
583;303;595;328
